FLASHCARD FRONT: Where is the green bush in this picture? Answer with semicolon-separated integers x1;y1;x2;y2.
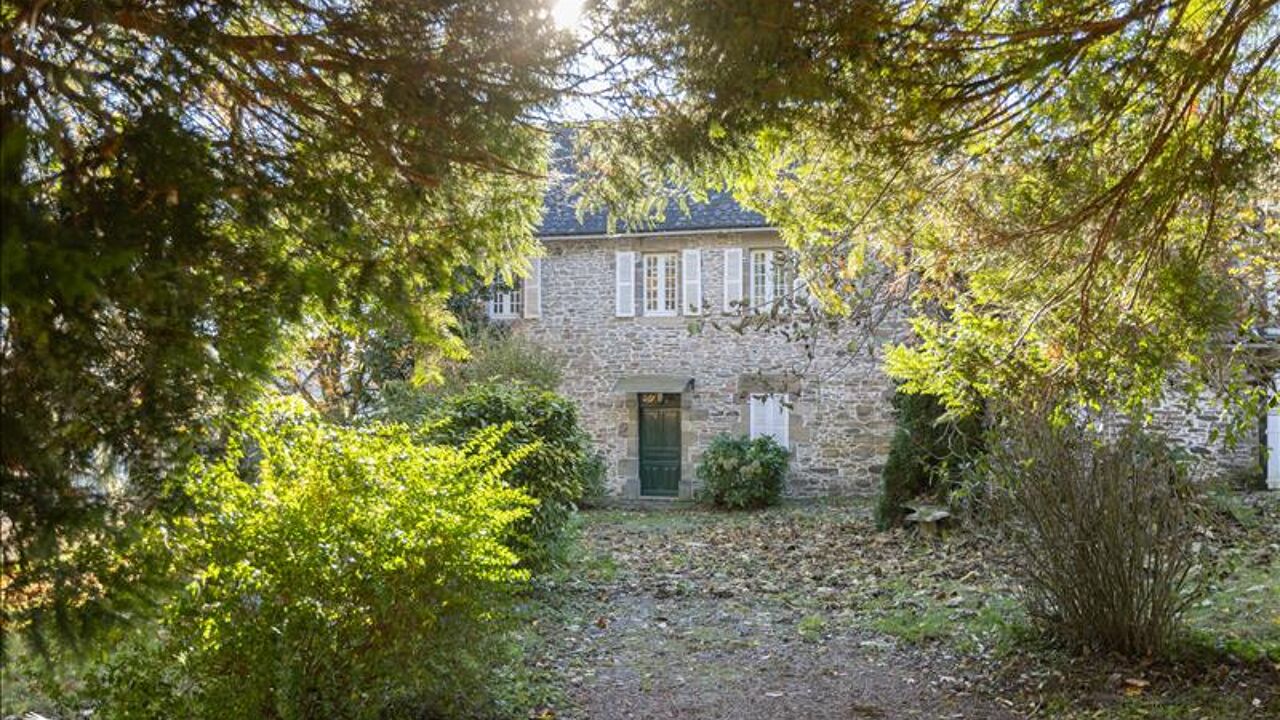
577;450;610;507
95;398;536;719
697;434;789;510
441;324;563;392
425;381;593;566
876;389;984;529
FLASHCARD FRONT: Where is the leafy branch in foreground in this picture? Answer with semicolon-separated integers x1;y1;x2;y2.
577;0;1280;418
2;0;572;646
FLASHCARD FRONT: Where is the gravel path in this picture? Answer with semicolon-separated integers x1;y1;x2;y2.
540;505;1023;719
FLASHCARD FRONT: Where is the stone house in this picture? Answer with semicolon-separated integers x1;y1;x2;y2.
486;169;1280;498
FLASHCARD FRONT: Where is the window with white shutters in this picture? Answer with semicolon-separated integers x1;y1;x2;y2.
643;252;679;316
488;280;523;319
749;394;789;447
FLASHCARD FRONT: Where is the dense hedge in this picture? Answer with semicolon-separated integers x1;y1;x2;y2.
696;434;790;510
95;399;536;719
425;381;593;565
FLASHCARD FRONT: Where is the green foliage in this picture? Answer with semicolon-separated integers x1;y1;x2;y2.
580;0;1280;420
3;0;571;643
93;398;536;719
985;414;1207;657
425;382;594;567
576;451;611;508
696;434;789;510
439;323;565;393
876;389;984;529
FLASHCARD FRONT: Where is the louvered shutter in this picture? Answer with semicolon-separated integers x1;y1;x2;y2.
682;249;702;315
723;248;743;312
615;251;636;317
523;258;542;319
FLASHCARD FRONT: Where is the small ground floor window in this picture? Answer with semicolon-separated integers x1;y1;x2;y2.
749;394;789;447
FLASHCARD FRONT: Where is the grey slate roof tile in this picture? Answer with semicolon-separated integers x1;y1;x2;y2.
537;132;769;238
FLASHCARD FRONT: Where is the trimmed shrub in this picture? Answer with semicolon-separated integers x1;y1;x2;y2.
697;434;789;510
876;389;984;529
425;381;592;566
95;398;536;719
985;414;1206;657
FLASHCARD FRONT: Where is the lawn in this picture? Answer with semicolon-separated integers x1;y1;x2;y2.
523;493;1280;719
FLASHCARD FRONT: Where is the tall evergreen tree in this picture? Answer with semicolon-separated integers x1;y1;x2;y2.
1;0;572;643
579;0;1280;416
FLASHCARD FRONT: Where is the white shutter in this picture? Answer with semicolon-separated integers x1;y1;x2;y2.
771;395;790;448
615;251;635;317
1268;370;1280;490
749;394;789;447
522;258;542;319
749;395;767;439
682;248;702;315
724;247;743;312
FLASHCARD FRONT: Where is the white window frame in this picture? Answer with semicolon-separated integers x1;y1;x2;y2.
488;279;523;319
643;252;679;317
749;393;790;447
749;249;789;309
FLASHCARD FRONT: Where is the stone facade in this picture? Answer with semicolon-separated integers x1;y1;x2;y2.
508;229;898;498
499;224;1276;497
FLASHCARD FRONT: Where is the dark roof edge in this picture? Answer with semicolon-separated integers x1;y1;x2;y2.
539;224;777;240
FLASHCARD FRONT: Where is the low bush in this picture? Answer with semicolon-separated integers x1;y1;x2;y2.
577;450;610;507
985;414;1206;657
697;434;789;510
876;389;984;529
95;398;536;719
426;381;594;566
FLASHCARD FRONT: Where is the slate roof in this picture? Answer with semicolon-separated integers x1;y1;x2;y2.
537;132;769;238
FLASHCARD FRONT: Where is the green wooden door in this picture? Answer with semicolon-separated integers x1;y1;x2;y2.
639;393;681;497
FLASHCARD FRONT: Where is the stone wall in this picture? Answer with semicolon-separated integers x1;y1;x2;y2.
504;229;1272;498
1149;390;1268;483
510;230;898;498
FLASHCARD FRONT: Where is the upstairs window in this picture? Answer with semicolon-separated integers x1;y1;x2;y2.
643;252;679;316
489;280;523;319
749;249;789;308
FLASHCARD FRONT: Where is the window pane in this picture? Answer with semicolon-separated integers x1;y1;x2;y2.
644;255;658;312
642;253;678;314
751;251;768;305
